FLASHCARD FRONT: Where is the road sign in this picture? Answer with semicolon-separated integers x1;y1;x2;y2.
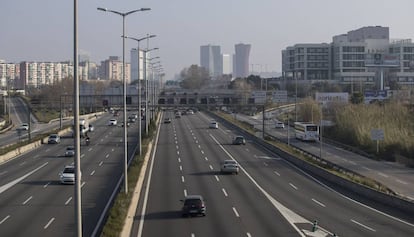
371;129;384;141
272;90;287;103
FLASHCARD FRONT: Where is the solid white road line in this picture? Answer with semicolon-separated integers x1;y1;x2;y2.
396;179;408;185
0;215;10;225
44;217;55;229
0;162;48;194
351;219;376;232
312;198;326;207
43;181;51;188
22;196;33;205
378;172;389;178
232;207;240;217
289;183;298;190
65;197;72;205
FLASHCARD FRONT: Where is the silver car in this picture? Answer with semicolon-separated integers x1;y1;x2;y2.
59;165;76;184
220;160;239;174
48;134;61;144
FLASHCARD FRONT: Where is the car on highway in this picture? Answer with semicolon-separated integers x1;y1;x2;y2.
275;121;285;129
48;134;61;144
187;109;194;115
128;115;136;123
121;121;130;127
108;119;117;126
175;112;181;118
220;160;239;174
164;117;172;123
232;135;246;145
181;195;206;217
64;146;75;157
209;121;218;129
59;165;78;184
17;123;29;131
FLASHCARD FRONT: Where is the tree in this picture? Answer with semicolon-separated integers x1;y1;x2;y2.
179;65;211;89
351;92;364;104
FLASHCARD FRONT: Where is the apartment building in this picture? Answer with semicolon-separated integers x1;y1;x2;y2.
200;44;223;78
388;39;414;84
282;26;414;87
0;63;19;88
282;43;331;81
332;26;389;84
233;43;251;78
100;56;131;82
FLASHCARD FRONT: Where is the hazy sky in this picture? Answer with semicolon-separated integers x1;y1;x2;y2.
1;0;414;80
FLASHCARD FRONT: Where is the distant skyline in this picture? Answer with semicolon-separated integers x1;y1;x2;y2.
2;0;414;80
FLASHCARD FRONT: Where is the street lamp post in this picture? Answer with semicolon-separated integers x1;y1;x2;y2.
152;66;163;118
123;35;156;155
97;6;150;194
73;1;82;236
142;47;159;135
148;59;160;120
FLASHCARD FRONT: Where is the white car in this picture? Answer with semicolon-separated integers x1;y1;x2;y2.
59;165;80;184
275;121;285;129
220;160;239;174
209;121;218;129
108;119;117;126
18;123;29;131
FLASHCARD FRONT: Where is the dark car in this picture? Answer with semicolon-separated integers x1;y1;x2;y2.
233;136;246;145
181;195;206;217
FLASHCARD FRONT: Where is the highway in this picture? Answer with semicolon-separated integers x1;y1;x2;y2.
0;96;73;148
0;112;139;237
131;110;414;237
236;112;414;200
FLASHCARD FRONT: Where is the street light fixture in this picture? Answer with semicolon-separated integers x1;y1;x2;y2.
123;34;156;156
148;60;161;120
151;66;163;113
142;47;159;134
97;6;150;194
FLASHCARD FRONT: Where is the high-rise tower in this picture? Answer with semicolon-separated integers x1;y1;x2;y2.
234;43;251;78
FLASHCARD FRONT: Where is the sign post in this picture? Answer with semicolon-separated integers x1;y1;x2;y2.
370;129;384;153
